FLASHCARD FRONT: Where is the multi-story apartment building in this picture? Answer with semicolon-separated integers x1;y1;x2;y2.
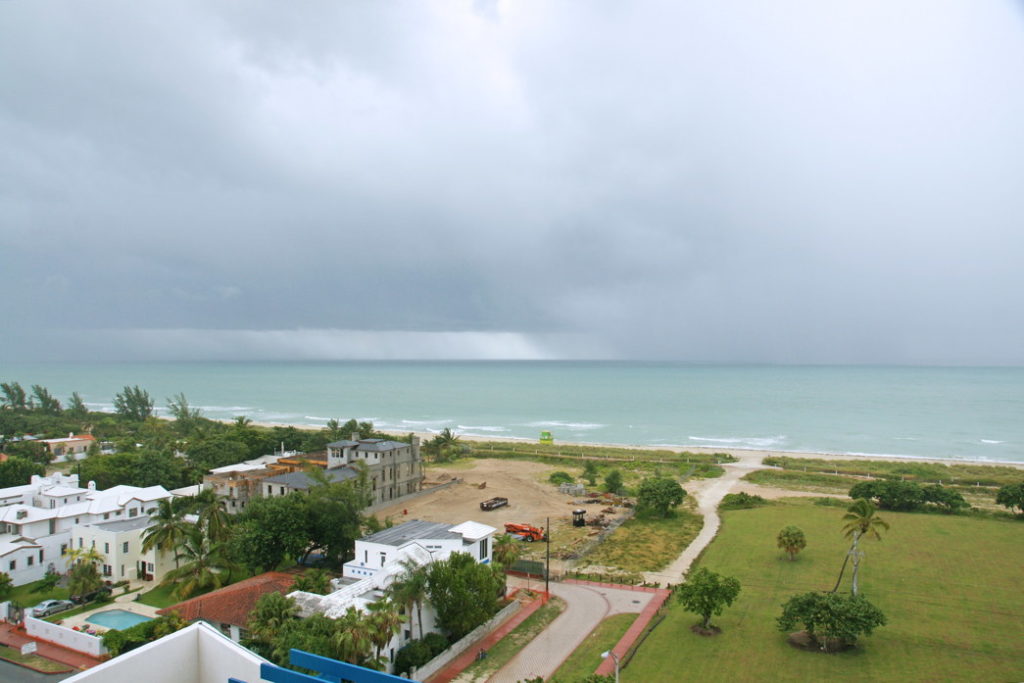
0;473;171;585
324;435;423;506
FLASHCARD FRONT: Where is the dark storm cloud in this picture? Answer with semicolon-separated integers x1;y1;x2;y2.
2;1;1023;363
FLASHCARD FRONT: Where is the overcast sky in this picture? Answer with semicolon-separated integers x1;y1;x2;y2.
2;1;1023;364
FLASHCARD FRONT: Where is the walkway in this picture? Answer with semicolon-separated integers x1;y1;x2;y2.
488;578;656;683
643;452;768;586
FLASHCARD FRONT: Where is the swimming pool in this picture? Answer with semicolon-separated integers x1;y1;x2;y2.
85;609;153;630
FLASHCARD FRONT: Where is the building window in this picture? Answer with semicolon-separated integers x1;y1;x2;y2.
27;556;33;566
9;560;14;571
147;562;154;572
104;513;110;520
480;537;489;561
129;508;138;518
102;565;112;577
78;538;83;549
61;544;68;556
39;549;43;562
123;542;129;553
104;543;110;554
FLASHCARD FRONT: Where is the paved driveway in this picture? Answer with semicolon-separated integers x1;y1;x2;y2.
489;579;654;683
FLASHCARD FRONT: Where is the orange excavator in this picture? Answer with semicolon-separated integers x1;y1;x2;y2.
504;522;547;542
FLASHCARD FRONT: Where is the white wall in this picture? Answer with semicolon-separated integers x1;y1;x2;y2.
25;616;107;657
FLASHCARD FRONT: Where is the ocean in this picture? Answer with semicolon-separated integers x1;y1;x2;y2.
1;361;1021;463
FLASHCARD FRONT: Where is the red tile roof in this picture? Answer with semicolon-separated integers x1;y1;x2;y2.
158;572;297;628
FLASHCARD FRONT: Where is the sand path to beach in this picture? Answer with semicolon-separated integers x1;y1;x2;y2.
643;451;769;586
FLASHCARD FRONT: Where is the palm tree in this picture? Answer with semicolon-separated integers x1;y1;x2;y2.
776;526;807;561
334;606;375;666
387;559;429;640
66;547;106;598
836;499;890;595
493;533;521;568
246;592;299;647
142;498;190;569
367;598;405;664
161;526;233;599
428;427;462;463
192;489;232;544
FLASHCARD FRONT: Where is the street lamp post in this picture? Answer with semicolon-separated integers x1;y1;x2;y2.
601;650;620;683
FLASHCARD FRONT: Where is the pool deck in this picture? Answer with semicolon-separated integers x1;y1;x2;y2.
54;587;163;634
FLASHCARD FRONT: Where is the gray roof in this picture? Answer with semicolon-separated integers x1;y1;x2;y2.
263;467;358;490
360;519;459;547
326;439;409;453
93;517;153;532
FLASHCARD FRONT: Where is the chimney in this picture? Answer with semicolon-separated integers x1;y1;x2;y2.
88;481;96;490
351;432;360;442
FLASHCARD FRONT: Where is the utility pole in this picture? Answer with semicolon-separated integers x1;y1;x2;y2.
545;516;550;597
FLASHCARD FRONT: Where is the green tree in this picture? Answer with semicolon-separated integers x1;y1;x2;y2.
921;484;968;513
246;591;299;652
185;435;249;472
367;598;405;664
0;382;27;410
0;457;45;487
293;568;332;595
167;393;202;436
305;468;371;566
162;526;233;599
636;476;686;518
675;567;741;631
776;526;807;561
426;552;505;640
837;499;889;596
192;489;232;544
333;607;377;667
142;498;191;569
582;461;599;486
849;479;924;512
0;571;13;601
603;469;624;495
66;392;89;418
427;427;462;463
387;559;430;640
229;494;312;572
492;533;521;568
113;385;154;421
30;385;62;415
777;591;886;652
995;482;1024;515
67;548;105;599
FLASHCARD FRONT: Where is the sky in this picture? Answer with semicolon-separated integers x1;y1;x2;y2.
2;0;1023;364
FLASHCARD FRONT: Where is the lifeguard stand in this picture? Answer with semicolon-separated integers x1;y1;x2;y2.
539;430;554;444
572;508;586;527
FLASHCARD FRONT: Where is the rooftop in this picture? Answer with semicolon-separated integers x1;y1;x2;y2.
263;466;358;490
158;572;297;628
360;519;462;547
92;516;153;532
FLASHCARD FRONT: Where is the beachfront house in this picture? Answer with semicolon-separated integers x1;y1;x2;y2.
289;518;495;674
39;433;97;461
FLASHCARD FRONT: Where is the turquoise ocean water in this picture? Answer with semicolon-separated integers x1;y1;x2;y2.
1;361;1021;463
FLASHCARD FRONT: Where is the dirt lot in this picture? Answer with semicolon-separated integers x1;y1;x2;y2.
373;458;631;562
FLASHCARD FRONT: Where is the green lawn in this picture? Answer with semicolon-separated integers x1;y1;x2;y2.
8;579;69;607
137;582;183;608
551;613;636;682
625;498;1024;682
0;644;71;673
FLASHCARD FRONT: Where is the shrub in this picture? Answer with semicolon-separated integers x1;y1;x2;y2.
549;471;575;485
422;631;449;657
394;639;433;675
720;492;767;510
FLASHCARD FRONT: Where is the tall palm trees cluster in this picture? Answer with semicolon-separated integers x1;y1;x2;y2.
246;591;405;671
142;490;235;599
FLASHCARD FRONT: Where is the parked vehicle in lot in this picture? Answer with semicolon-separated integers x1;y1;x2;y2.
504;522;547;542
480;497;509;511
31;599;75;617
71;585;112;604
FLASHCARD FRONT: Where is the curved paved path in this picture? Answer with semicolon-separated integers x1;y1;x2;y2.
487;579;654;683
643;453;767;586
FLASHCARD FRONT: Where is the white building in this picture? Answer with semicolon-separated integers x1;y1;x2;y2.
0;473;172;585
74;516;177;583
289;519;496;673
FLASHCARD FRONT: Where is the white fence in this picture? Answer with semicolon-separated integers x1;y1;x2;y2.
411;599;521;681
25;616;108;657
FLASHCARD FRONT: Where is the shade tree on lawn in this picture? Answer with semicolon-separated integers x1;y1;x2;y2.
674;567;741;632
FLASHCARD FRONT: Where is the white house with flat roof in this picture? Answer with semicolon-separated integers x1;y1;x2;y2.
289;518;496;674
0;474;172;585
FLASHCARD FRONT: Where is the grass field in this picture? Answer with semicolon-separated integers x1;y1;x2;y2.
744;469;861;494
764;456;1024;488
581;508;702;573
551;613;636;682
0;644;71;673
8;578;69;607
625;498;1024;682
